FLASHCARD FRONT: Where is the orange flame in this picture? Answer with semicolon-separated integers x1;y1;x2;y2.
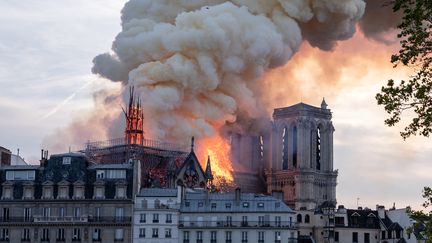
197;135;234;184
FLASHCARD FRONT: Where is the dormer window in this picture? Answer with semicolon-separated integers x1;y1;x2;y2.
42;181;54;199
6;170;35;180
57;181;70;199
258;202;264;208
96;170;105;179
115;181;127;199
62;157;71;165
73;181;85;199
1;182;13;200
242;202;250;208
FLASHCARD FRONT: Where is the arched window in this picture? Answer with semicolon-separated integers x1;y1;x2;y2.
297;214;302;223
316;127;321;171
305;214;310;223
282;127;288;170
292;126;297;168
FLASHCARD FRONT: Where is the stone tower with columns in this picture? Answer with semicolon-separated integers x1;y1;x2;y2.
264;100;337;210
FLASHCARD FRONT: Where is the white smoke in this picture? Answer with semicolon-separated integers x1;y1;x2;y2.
92;0;365;142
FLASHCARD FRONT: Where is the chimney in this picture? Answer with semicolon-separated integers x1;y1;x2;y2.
235;188;241;205
376;205;385;219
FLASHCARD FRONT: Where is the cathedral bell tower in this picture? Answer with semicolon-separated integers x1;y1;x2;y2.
264;99;337;210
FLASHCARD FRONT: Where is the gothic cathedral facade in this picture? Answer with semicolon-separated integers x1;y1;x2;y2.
264;100;338;210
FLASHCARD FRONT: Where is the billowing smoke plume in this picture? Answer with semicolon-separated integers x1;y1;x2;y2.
92;0;365;143
359;0;402;44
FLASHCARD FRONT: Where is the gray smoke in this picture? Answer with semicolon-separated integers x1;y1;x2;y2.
92;0;365;143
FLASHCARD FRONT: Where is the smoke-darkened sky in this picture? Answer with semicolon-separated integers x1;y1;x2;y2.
0;0;430;210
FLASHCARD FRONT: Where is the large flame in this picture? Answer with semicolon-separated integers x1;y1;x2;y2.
197;135;234;185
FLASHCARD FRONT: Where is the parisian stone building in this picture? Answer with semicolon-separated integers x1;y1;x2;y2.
0;152;139;243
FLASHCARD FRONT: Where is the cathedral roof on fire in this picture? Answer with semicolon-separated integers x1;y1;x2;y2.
176;149;208;188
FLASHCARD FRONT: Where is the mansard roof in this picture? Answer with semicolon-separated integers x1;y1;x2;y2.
138;188;178;197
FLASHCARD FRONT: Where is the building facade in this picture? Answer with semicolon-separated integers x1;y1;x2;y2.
0;152;139;243
178;188;298;243
264;101;338;210
133;188;181;243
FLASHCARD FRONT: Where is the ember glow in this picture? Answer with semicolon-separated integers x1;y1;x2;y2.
197;135;234;184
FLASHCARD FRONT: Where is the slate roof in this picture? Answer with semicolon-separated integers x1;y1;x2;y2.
0;165;40;170
50;152;86;158
346;209;381;229
138;188;178;197
88;163;132;169
180;190;294;213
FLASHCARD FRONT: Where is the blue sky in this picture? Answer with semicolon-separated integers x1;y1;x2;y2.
0;0;430;210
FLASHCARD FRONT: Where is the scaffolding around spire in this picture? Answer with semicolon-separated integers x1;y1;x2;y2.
123;86;145;145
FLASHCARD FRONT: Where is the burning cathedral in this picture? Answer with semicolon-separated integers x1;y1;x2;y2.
84;86;337;211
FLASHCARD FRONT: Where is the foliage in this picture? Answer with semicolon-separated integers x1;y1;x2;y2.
407;186;432;242
376;0;432;139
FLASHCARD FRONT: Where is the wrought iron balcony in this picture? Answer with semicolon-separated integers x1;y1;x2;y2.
0;216;131;223
178;221;298;229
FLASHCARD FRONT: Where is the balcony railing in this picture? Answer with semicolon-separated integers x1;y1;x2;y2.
0;216;131;223
34;216;88;223
178;221;298;229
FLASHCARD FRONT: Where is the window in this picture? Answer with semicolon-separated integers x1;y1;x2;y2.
225;231;232;241
107;170;126;179
43;207;51;220
166;214;172;223
275;216;281;226
140;213;146;223
62;157;71;164
153;213;159;223
0;229;8;241
381;231;386;239
242;202;249;208
258;216;265;226
96;170;105;179
352;232;358;243
196;231;202;241
364;233;370;243
95;187;104;198
396;230;401;239
116;186;126;198
258;202;264;208
275;231;281;242
2;208;9;221
152;228;158;238
198;202;203;207
335;231;339;242
211;231;217;242
225;203;231;209
115;208;124;221
183;231;189;242
57;228;65;241
297;214;302;223
185;201;190;207
316;127;321;170
305;214;310;223
115;229;124;241
22;228;30;241
6;170;35;180
41;228;49;241
93;229;101;241
165;228;171;238
282;126;289;170
275;202;280;208
258;232;265;242
241;231;248;242
335;216;344;226
241;216;248;226
95;207;101;220
72;228;81;241
24;208;31;222
292;126;297;168
73;207;81;218
211;203;217;209
226;216;232;226
139;228;145;238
